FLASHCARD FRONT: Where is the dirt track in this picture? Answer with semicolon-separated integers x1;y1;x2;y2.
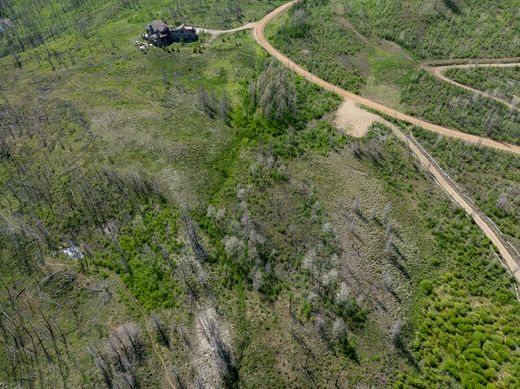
196;22;256;41
424;62;520;111
252;0;520;157
421;57;520;67
252;0;520;283
384;121;520;284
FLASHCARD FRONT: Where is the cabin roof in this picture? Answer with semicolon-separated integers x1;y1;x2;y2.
149;20;169;33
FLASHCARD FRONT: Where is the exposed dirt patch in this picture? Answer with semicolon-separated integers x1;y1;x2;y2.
333;100;380;137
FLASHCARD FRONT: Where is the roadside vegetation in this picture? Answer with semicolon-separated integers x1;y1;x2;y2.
410;126;520;250
267;0;366;93
444;66;520;106
401;70;520;145
359;125;520;388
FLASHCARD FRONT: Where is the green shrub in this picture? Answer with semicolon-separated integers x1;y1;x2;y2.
419;280;433;295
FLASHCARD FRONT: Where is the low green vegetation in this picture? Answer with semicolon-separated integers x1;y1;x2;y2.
356;125;520;388
444;66;520;105
401;69;520;145
410;126;520;249
345;0;520;59
94;202;183;310
1;0;519;388
267;0;520;145
400;202;520;388
1;0;286;57
266;0;366;93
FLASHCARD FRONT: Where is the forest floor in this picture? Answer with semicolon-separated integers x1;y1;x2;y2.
2;0;520;387
45;260;177;388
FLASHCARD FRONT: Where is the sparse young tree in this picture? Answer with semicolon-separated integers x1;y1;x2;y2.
352;197;362;216
391;319;403;344
336;282;350;305
383;202;392;224
332;317;346;341
256;59;296;122
183;215;208;263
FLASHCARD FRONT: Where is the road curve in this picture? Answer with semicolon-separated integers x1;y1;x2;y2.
252;0;520;283
424;63;520;111
421;57;520;67
252;0;520;157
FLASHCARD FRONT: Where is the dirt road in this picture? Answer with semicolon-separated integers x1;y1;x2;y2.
196;22;256;42
252;0;520;283
384;121;520;284
421;57;520;67
423;62;520;111
252;0;520;157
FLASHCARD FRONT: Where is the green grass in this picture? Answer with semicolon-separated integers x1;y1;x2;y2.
266;0;520;145
2;0;520;388
0;0;286;56
361;44;416;108
353;125;520;388
400;203;520;388
400;69;520;145
266;0;366;93
0;2;346;384
0;257;164;388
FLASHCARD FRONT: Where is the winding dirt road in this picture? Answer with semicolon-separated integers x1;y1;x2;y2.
251;0;520;283
252;0;520;157
423;62;520;111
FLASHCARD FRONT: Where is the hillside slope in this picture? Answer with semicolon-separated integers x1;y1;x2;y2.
0;0;519;388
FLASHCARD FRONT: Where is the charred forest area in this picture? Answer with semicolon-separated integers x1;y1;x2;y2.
1;0;520;388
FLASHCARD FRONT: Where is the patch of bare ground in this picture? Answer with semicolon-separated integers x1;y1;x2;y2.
333;100;380;137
